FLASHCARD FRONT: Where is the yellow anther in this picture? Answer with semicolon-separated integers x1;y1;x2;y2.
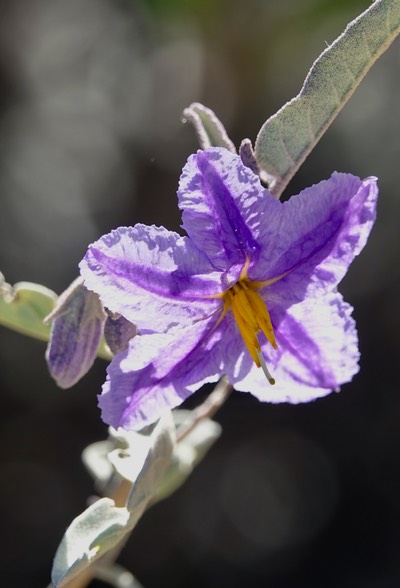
222;276;277;385
233;287;259;332
231;296;260;367
245;288;277;349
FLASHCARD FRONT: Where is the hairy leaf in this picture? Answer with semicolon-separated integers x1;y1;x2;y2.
0;274;56;341
182;102;236;152
255;0;400;197
51;498;130;588
51;413;175;587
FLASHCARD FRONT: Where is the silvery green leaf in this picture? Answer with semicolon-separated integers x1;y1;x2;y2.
182;102;236;152
82;440;114;485
255;0;400;198
0;273;56;341
108;434;154;485
95;563;144;588
52;413;175;587
51;498;130;588
125;411;176;515
155;410;222;502
0;273;111;370
176;411;222;466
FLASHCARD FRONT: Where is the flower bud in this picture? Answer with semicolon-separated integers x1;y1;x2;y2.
45;277;106;388
104;312;137;356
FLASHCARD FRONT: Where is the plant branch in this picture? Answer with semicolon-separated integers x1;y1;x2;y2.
177;376;233;443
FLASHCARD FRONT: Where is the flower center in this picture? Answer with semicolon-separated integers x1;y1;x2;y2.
222;279;277;384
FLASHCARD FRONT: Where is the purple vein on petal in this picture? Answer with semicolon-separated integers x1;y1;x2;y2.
196;151;261;261
180;149;262;270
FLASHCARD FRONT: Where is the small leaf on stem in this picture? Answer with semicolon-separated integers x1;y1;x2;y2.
182;102;236;152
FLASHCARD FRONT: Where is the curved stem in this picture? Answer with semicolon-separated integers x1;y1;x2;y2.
95;564;145;588
177;376;233;442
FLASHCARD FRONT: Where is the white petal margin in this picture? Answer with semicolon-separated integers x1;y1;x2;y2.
235;291;359;404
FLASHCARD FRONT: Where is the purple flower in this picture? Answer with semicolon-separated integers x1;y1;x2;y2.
80;147;378;430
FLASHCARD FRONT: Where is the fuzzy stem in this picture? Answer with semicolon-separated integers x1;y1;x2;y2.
177;376;233;443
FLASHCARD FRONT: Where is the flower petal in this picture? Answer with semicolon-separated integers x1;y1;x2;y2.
99;317;228;430
178;147;269;272
235;291;359;403
80;225;223;334
99;309;258;431
252;173;378;304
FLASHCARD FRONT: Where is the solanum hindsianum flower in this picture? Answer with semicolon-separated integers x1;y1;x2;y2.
80;147;378;430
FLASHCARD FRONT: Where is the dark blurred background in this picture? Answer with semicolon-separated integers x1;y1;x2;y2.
0;0;399;586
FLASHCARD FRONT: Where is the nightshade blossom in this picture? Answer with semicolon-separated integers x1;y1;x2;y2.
80;147;378;431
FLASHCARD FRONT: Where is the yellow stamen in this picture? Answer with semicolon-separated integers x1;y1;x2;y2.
245;288;277;349
222;274;277;385
231;294;260;366
232;285;259;332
